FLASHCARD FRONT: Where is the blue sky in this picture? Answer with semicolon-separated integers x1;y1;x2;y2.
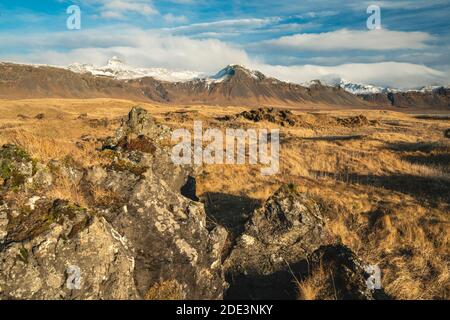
0;0;449;88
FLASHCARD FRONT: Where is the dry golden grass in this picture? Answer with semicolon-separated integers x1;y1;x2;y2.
89;183;124;207
144;280;184;300
0;98;449;300
297;264;329;300
47;172;87;207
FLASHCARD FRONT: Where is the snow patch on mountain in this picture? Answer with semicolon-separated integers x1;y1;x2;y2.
300;78;387;94
336;79;386;95
67;56;204;82
300;80;323;87
204;64;265;84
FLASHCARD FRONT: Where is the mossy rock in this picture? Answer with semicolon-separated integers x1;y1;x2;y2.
0;144;37;189
108;158;148;177
6;199;93;243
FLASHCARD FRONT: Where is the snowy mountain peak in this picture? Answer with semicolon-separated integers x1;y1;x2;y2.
202;64;266;84
336;79;386;95
300;77;395;95
66;57;204;82
64;59;449;94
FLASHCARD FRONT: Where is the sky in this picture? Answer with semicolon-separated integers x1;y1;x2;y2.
0;0;449;88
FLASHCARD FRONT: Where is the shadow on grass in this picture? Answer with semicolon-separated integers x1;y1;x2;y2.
310;171;450;205
225;260;308;300
225;245;392;300
384;141;449;153
301;134;367;142
200;192;261;238
384;141;450;173
403;154;450;173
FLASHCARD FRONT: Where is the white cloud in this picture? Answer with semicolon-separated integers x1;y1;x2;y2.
349;0;449;10
166;17;282;33
79;0;159;19
163;13;188;24
0;26;447;89
253;62;449;89
264;29;434;51
0;27;252;72
166;18;317;39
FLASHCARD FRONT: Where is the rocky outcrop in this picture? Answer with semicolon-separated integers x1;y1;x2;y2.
335;115;373;127
224;184;326;299
223;184;387;300
0;144;36;190
0;107;228;300
218;107;299;127
0;198;138;299
95;107;228;299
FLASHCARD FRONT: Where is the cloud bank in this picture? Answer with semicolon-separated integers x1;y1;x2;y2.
0;19;448;89
263;29;434;51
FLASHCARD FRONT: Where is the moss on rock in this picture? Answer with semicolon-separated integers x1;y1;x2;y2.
0;144;37;189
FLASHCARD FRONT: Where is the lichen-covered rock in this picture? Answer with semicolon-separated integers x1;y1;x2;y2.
0;203;8;244
0;107;229;300
85;156;228;299
103;106;171;151
32;163;53;188
225;184;326;275
0;145;53;192
0;144;36;189
0;198;138;299
224;184;326;299
223;185;390;300
89;107;228;299
111;173;228;299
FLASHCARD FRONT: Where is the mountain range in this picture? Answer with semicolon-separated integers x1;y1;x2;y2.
0;57;449;110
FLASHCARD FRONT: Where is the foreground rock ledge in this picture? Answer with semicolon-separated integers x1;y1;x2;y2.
0;107;228;300
224;184;388;300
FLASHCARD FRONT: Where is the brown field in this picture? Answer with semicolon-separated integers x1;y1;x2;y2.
0;98;449;299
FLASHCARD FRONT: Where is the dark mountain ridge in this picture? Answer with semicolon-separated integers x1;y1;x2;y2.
0;62;448;110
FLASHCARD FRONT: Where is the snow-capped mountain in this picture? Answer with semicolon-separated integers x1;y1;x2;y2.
330;78;448;95
335;79;387;95
414;84;450;93
67;59;272;85
65;57;449;95
300;78;390;95
2;60;449;109
67;56;204;82
203;64;267;85
300;80;323;87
